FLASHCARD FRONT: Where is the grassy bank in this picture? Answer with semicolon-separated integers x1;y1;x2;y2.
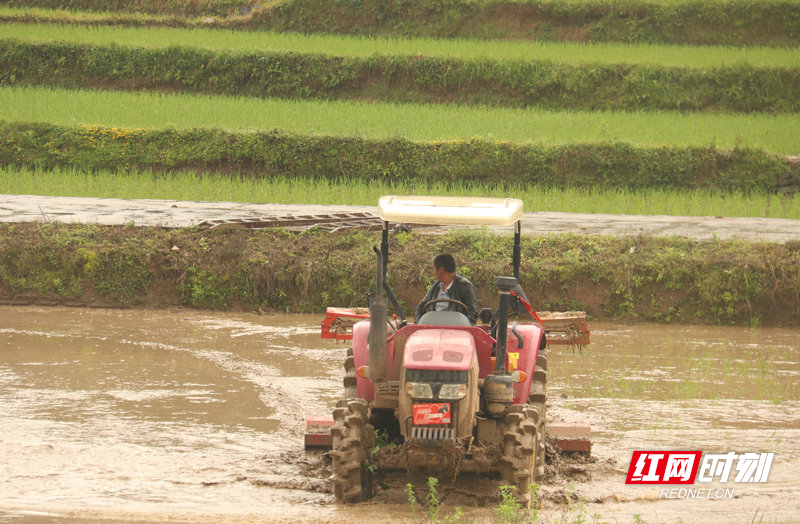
4;166;798;219
3;122;798;193
3;37;798;112
1;222;798;327
2;0;799;47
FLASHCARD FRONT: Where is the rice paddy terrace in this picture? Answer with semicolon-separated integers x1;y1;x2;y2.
1;0;799;197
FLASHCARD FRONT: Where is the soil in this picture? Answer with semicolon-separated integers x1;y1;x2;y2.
1;306;798;523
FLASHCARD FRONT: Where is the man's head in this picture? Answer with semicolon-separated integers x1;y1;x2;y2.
432;253;456;283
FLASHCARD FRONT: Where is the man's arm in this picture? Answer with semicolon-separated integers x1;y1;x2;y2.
464;283;479;325
454;276;479;325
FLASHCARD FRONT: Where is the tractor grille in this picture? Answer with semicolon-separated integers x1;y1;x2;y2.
408;400;459;443
405;369;468;383
410;427;455;441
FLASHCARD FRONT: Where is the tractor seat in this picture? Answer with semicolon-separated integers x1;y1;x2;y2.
417;310;471;327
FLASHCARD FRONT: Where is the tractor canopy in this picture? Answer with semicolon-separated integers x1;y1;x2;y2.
377;195;523;226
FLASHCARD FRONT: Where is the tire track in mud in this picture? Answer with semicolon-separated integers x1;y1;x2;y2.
109;337;341;502
167;317;345;498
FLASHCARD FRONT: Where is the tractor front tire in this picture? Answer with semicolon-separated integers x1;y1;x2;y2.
330;398;374;503
500;404;540;507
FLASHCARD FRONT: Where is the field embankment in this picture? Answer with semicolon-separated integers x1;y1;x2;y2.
1;222;798;327
2;0;799;47
2;30;798;112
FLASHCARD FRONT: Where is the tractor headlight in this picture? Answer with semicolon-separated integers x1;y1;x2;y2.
438;383;468;400
405;382;433;399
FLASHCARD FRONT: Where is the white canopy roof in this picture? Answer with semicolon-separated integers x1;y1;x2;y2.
377;195;524;226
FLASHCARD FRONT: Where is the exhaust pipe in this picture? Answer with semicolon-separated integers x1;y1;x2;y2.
482;276;517;417
369;247;388;383
493;276;517;375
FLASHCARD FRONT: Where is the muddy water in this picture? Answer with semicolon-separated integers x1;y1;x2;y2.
0;307;798;523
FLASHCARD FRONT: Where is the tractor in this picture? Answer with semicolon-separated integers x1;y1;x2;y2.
324;196;587;504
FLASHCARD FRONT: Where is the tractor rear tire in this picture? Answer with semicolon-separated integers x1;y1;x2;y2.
500;404;540;507
528;350;547;478
343;347;358;399
330;398;374;503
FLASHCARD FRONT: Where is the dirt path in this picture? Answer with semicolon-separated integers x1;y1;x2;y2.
2;194;799;243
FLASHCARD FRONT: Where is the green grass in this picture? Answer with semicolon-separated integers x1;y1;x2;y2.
3;166;798;219
3;86;800;153
2;21;799;67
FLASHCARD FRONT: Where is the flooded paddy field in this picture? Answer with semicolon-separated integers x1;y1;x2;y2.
0;306;798;523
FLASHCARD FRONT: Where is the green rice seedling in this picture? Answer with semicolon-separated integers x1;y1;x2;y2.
2;22;799;67
2;86;799;153
3;166;798;219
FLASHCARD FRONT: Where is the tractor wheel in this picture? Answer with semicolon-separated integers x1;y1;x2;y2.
330;398;374;503
528;351;547;478
343;347;358;399
500;404;540;506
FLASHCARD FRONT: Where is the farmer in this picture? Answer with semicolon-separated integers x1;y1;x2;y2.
414;253;479;325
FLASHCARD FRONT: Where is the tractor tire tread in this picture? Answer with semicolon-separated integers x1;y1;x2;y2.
330;399;373;503
501;405;539;507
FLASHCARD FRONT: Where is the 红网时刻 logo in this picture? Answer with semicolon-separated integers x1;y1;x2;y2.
625;451;774;499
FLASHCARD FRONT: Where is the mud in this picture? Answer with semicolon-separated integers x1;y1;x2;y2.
3;194;800;243
1;307;799;523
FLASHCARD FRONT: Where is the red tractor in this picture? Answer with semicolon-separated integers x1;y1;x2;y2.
325;196;587;504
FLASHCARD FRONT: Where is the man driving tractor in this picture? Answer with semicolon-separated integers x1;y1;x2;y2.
414;253;479;325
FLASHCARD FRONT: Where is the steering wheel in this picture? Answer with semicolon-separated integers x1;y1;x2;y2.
422;297;469;313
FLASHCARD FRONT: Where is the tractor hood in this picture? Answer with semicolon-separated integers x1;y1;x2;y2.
403;329;475;371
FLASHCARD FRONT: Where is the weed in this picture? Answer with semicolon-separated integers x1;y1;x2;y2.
365;428;394;474
425;477;441;523
761;431;783;454
89;248;152;303
403;477;469;524
495;485;524;523
528;483;539;523
405;482;417;517
558;483;588;524
181;267;229;309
